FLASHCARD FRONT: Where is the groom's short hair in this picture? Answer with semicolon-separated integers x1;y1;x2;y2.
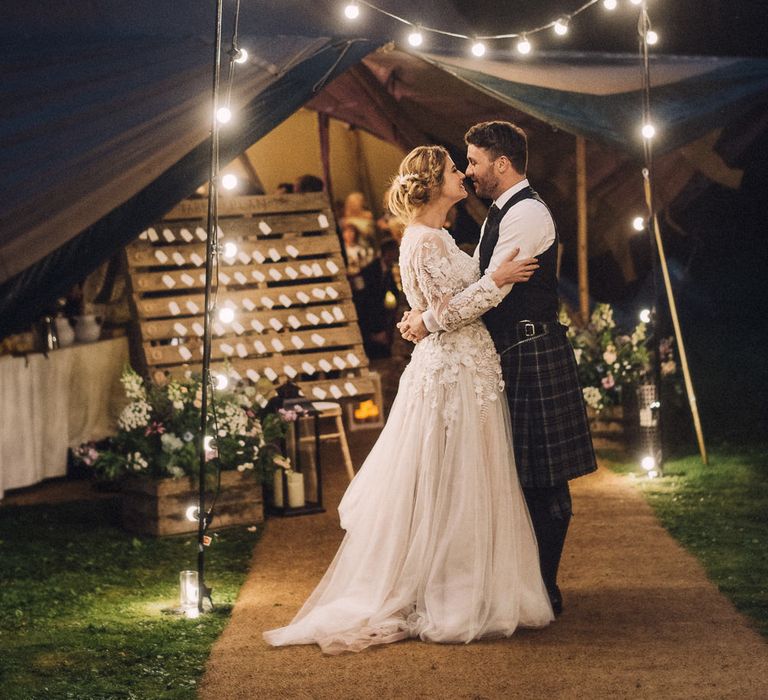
465;121;527;174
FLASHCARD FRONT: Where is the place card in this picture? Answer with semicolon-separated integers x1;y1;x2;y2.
311;333;325;346
168;301;181;315
346;353;360;367
234;272;247;285
312;387;328;400
254;340;267;354
237;251;251;265
236;343;248;358
246;369;260;382
297;291;310;304
252;250;266;264
180;228;194;242
251;270;266;282
258;221;272;235
195;227;207;241
285;266;298;279
173;322;188;336
186;300;200;314
287;315;301;329
147;228;159;242
178;346;192;361
278;294;292;307
269;318;283;331
332;306;345;321
264;367;278;381
180;273;195;286
242;297;256;311
318;359;333;372
192;322;204;336
250;319;265;333
219;272;231;285
220;343;234;356
321;310;334;323
271;339;285;352
268;269;282;281
301;361;316;375
260;296;275;309
162;274;176;288
312;288;326;300
162;228;175;243
329;384;343;399
326;286;339;299
326;260;340;274
306;312;320;325
285;244;299;258
344;382;358;396
284;364;298;378
317;214;329;228
291;336;304;349
190;253;204;267
332;356;346;370
154;250;169;263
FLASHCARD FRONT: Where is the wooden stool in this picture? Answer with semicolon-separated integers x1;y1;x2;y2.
299;401;355;481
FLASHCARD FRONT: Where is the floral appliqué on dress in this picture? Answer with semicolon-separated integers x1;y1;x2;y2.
399;225;506;426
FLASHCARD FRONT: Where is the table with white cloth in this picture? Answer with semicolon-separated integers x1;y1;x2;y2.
0;336;129;499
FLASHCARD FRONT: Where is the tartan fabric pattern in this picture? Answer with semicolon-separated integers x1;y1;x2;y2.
497;325;597;488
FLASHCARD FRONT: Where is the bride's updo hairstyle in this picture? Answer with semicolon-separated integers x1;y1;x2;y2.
386;145;448;224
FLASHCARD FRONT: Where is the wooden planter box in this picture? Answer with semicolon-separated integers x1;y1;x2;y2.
121;471;264;537
587;402;638;451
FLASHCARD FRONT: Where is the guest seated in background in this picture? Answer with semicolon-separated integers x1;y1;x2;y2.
341;191;376;249
355;238;400;359
342;222;373;278
294;174;324;193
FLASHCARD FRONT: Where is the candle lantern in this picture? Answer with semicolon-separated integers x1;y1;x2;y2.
267;389;324;517
637;381;662;477
179;570;199;618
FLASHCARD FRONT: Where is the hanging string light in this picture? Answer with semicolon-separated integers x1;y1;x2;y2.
340;0;653;59
344;2;360;20
553;18;570;36
407;26;424;47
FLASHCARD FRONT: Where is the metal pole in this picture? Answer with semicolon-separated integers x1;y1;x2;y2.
198;0;225;613
576;135;589;323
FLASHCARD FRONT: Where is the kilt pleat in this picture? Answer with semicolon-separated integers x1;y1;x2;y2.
498;327;597;488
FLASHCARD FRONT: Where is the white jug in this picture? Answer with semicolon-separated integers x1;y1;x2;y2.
55;314;76;347
74;314;102;343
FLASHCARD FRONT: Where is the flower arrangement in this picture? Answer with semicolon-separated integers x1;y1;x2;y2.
74;367;292;483
560;303;652;413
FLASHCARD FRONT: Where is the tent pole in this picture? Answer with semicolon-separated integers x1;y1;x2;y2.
644;178;708;465
576;135;589;323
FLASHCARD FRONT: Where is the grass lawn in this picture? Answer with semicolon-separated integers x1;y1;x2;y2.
603;446;768;638
0;497;261;699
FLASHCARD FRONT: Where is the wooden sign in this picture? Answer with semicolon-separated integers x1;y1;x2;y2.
125;193;375;402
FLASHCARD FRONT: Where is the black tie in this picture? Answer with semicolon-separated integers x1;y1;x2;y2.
479;204;502;273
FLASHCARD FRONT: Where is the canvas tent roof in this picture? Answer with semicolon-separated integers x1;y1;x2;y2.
1;1;767;338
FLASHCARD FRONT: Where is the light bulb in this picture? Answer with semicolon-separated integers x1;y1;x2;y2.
344;3;359;20
185;505;200;522
646;30;658;45
222;241;238;258
214;373;229;390
216;107;232;124
639;308;651;323
554;19;569;36
641;455;655;471
517;36;532;55
641;123;656;139
603;0;617;9
218;307;235;324
234;48;248;64
221;173;238;190
471;41;486;57
408;29;423;47
204;435;213;451
632;216;646;231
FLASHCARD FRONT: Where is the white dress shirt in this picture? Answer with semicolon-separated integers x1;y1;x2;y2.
422;179;556;333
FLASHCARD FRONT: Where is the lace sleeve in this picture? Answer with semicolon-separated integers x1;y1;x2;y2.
413;233;505;333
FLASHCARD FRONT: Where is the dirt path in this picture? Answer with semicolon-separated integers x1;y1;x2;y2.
200;443;768;699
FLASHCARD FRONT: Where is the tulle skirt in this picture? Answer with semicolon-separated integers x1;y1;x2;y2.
263;341;554;654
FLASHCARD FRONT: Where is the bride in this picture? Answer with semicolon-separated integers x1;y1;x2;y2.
264;146;554;654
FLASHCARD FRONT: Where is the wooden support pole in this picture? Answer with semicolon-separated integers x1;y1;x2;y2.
576;135;589;322
643;175;708;465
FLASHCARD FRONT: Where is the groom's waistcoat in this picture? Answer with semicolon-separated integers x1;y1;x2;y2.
479;187;559;340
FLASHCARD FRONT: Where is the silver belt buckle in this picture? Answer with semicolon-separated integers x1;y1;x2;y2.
522;321;536;338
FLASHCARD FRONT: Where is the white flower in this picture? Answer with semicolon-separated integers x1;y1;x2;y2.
161;432;184;453
273;454;291;470
216;402;249;436
128;451;148;471
120;368;147;401
118;400;152;431
603;345;617;365
582;386;604;410
574;348;583;364
397;173;417;186
168;465;185;478
237;462;254;472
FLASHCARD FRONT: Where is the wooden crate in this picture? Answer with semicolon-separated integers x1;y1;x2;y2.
121;471;263;537
124;192;375;402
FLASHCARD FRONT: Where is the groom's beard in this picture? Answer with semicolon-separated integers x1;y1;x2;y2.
469;174;499;200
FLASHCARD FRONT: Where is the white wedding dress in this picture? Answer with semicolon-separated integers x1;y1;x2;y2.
263;224;553;654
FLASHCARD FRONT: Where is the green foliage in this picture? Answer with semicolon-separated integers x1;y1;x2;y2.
73;368;291;485
0;498;261;699
605;448;768;637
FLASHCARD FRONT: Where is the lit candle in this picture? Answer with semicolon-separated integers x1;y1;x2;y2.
287;471;305;508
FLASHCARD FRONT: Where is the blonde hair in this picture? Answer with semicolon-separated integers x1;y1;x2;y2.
386;146;448;224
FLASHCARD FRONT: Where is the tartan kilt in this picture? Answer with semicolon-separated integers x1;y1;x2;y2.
496;325;597;488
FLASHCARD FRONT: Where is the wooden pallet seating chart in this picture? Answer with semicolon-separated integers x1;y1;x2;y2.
125;192;375;403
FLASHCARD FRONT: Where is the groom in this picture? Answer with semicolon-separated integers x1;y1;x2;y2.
398;121;597;615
